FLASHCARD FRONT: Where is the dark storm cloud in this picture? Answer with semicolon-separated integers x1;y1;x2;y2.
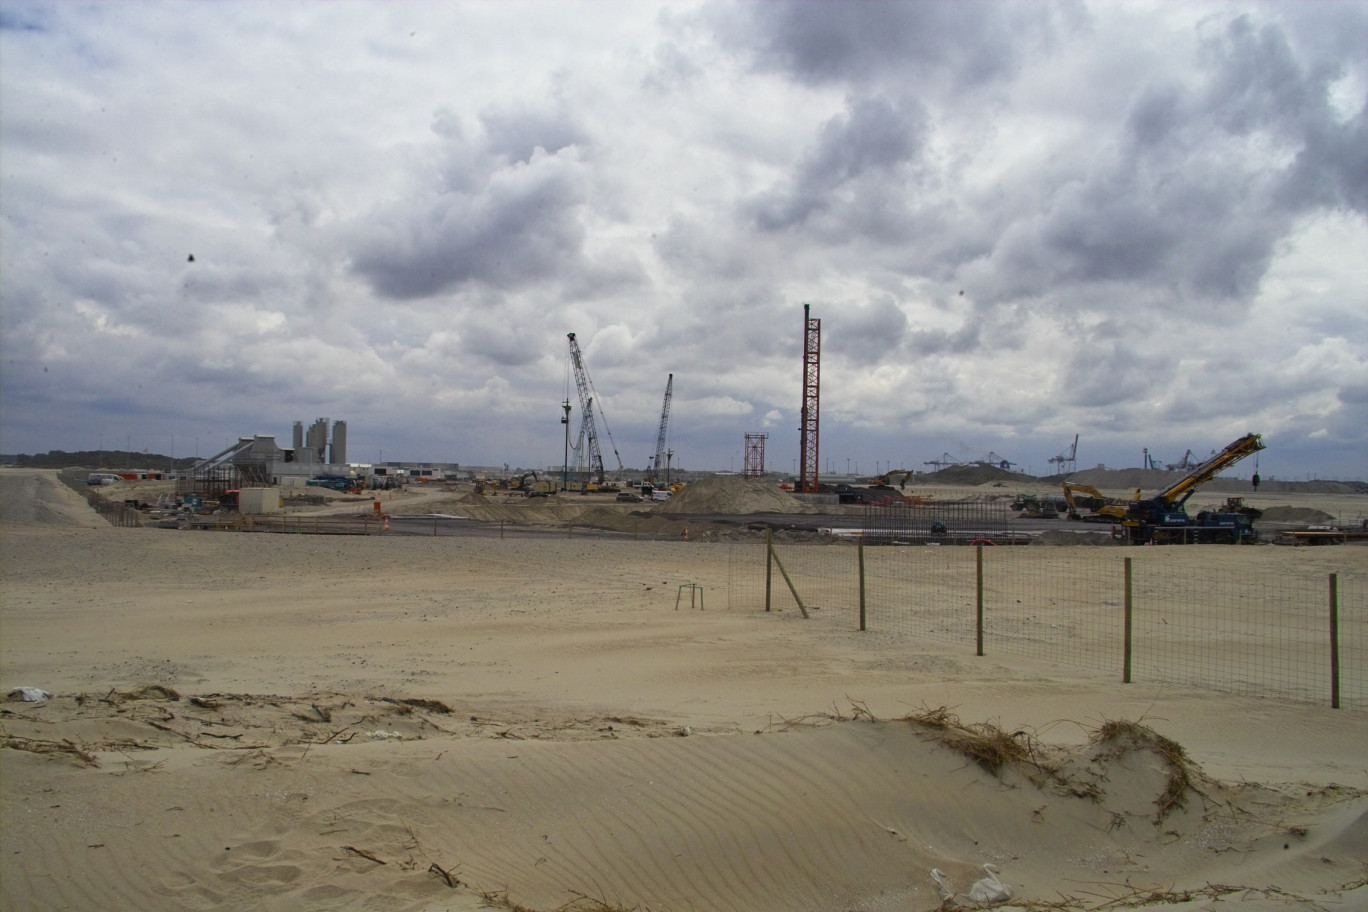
825;296;907;361
716;0;1048;89
1199;13;1368;214
349;107;593;301
745;93;930;234
986;9;1366;311
479;104;587;165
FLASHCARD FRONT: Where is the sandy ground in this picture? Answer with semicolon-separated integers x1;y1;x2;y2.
1;468;1365;912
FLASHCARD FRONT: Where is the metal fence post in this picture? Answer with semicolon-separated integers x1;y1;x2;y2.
1123;557;1133;684
765;528;773;612
1330;573;1340;709
975;544;984;656
858;540;866;632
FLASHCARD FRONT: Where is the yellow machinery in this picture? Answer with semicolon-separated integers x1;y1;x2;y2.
1061;482;1135;522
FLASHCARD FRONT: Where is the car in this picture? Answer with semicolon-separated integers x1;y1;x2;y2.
615;491;643;503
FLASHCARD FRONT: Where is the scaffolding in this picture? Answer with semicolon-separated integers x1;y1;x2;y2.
743;433;768;477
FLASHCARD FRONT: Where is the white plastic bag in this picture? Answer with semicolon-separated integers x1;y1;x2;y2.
930;864;1012;907
965;864;1012;905
7;687;51;703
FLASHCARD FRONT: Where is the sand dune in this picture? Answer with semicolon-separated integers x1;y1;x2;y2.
2;469;1365;911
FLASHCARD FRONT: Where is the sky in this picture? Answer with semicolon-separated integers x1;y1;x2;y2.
1;1;1365;481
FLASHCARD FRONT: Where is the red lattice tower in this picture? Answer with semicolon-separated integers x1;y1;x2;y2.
743;433;767;477
798;304;821;494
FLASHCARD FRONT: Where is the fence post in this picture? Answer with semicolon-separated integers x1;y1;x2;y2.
1329;573;1340;709
975;544;984;656
766;536;810;619
858;539;866;632
764;528;774;612
1123;557;1133;684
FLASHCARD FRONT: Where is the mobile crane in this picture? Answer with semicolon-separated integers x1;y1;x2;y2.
1118;432;1265;544
644;374;673;486
566;333;625;486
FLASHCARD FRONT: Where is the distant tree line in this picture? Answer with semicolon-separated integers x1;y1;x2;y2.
1;450;199;471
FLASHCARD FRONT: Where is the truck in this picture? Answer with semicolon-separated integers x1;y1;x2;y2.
1116;433;1265;545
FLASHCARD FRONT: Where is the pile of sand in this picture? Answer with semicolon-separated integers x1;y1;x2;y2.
1065;467;1181;491
1257;506;1337;524
922;464;1033;485
657;476;810;514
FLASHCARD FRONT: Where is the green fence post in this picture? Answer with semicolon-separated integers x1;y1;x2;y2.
765;528;774;612
975;544;984;656
1123;557;1133;684
1330;573;1340;709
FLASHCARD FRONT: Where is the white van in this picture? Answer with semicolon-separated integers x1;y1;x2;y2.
86;473;121;486
651;489;671;502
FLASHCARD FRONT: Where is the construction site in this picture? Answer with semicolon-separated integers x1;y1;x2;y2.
5;306;1366;912
50;305;1364;546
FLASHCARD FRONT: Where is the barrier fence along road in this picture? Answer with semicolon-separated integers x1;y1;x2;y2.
727;540;1366;710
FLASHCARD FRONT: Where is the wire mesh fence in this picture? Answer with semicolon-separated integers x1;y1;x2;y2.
58;470;144;527
727;539;1367;710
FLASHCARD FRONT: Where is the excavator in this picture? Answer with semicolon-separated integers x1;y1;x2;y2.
1116;432;1265;544
872;469;916;489
1061;482;1136;523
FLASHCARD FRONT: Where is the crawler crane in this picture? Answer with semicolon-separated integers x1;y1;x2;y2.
1118;432;1265;544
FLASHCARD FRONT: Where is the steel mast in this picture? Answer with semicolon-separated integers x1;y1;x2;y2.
651;374;673;482
566;333;605;483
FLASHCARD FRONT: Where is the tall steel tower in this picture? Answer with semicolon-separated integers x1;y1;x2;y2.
743;433;767;477
798;304;821;494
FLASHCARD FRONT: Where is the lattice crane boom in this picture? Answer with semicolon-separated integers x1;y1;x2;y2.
566;332;625;483
567;333;606;483
651;374;673;479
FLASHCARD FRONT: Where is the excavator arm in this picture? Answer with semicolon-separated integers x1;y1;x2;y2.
1061;482;1131;522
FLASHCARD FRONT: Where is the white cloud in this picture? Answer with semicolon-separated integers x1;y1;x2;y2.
1;1;1364;477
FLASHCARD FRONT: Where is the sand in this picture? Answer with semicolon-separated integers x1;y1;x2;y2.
2;468;1365;912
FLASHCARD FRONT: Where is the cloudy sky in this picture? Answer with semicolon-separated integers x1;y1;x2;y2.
2;2;1365;480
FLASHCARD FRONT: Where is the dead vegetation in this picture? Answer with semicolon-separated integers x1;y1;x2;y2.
892;706;1217;824
1090;719;1195;821
899;705;1040;777
0;686;704;767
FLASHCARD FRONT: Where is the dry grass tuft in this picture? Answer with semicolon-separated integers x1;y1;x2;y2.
899;706;1033;776
3;735;99;767
1091;719;1193;821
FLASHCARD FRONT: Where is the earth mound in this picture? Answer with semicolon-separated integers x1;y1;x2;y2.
1031;530;1121;546
1257;506;1336;524
923;464;1033;485
658;476;809;514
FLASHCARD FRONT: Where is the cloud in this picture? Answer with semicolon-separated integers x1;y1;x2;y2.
715;0;1055;91
348;139;590;300
1;2;1365;477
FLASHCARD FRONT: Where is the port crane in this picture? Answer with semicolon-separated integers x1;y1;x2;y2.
923;453;961;470
566;333;624;484
1049;435;1078;474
